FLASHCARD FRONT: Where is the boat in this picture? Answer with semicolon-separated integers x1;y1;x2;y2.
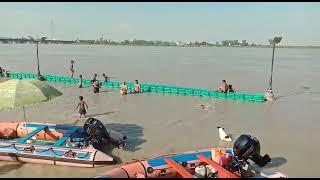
0;118;127;167
95;135;287;178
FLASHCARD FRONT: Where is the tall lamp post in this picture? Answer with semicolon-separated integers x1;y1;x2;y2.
36;42;45;81
265;36;282;101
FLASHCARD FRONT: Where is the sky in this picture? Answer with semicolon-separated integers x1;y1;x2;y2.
0;2;320;46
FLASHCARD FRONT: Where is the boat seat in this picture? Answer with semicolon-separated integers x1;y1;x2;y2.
164;158;193;178
17;125;48;143
53;127;79;147
196;154;239;178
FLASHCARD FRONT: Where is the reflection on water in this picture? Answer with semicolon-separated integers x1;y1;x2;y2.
0;44;319;177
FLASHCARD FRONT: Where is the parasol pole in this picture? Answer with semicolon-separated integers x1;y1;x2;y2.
22;106;29;134
36;42;45;81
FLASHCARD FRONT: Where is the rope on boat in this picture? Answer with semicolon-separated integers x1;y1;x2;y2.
0;143;91;159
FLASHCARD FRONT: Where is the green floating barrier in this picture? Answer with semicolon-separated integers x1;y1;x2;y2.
113;82;120;88
253;94;265;102
164;86;172;93
185;88;194;95
244;94;255;101
101;82;113;88
150;85;158;92
194;89;202;96
210;91;218;98
156;86;165;93
9;72;16;78
200;90;210;97
226;93;236;100
170;87;179;94
235;93;245;101
178;88;187;95
217;92;227;99
141;84;151;92
83;79;91;86
7;72;266;103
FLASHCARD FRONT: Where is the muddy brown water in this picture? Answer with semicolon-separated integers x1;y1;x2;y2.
0;44;319;177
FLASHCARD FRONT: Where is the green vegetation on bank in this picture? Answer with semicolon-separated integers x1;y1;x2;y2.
0;37;319;48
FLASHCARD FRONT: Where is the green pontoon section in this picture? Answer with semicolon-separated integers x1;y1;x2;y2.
7;72;265;102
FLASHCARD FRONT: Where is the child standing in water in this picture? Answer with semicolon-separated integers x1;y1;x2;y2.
74;96;88;118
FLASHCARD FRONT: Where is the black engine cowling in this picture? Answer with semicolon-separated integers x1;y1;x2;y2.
233;134;271;167
83;118;126;150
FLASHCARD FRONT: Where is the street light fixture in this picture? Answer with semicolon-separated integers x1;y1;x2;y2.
265;36;282;101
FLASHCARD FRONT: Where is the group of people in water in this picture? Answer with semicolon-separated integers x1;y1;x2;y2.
70;60;141;95
0;66;10;77
217;80;236;93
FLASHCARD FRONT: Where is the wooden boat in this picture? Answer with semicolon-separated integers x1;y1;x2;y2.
95;147;287;178
0;118;126;167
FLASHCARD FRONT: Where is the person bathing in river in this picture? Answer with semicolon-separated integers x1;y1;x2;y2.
91;73;97;84
102;73;110;82
228;84;236;93
70;60;75;78
78;75;83;88
134;80;141;93
74;96;88;118
198;104;214;110
120;81;128;95
217;80;228;93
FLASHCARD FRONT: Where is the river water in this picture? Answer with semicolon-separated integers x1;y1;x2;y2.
0;44;319;177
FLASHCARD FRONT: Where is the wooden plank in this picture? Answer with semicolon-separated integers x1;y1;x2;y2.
164;158;193;178
17;125;47;143
197;154;240;178
53;127;79;147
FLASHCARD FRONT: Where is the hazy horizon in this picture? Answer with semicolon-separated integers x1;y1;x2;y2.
1;2;320;46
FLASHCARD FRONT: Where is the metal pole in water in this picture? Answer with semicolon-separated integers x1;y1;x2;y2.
268;43;276;90
265;36;282;102
36;42;45;81
36;42;40;76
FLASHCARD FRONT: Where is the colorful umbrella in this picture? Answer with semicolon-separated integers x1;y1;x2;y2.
0;79;62;133
0;79;62;111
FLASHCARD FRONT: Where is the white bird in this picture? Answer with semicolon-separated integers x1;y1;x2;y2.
217;127;232;142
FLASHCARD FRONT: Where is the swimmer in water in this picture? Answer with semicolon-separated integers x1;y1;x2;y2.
198;104;214;110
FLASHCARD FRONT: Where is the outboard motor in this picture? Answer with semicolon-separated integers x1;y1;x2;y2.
233;134;271;167
83;118;126;150
227;134;271;177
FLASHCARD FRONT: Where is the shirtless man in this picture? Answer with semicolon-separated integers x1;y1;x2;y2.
70;60;75;78
217;80;228;93
134;80;141;93
74;96;88;118
120;81;128;95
